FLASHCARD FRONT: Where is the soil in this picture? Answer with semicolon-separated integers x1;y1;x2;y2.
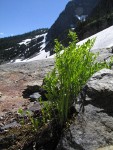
0;58;54;119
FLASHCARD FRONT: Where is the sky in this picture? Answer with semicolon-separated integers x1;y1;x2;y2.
0;0;69;38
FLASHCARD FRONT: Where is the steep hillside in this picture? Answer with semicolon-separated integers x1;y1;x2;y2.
89;0;113;19
46;0;100;41
45;0;100;53
0;28;48;64
76;0;113;40
1;24;113;150
45;0;113;54
1;0;113;63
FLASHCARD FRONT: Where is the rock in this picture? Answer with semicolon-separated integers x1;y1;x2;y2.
46;0;100;53
56;68;113;150
56;104;113;150
28;102;41;114
0;92;2;97
97;145;113;150
29;92;41;100
0;121;21;131
84;68;113;111
0;116;4;121
23;85;48;101
85;68;113;98
91;48;113;62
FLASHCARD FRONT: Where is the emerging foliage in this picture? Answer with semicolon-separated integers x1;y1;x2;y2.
44;31;110;126
18;31;112;130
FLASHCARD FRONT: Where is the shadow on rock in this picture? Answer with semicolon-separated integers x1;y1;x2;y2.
22;85;47;101
90;98;113;117
82;69;113;117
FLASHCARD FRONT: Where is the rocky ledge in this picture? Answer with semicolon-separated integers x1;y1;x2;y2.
57;69;113;150
1;48;113;150
0;58;55;150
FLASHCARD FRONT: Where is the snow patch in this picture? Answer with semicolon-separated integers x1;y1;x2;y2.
76;15;88;22
13;50;50;63
25;50;50;62
5;47;13;51
19;39;31;45
12;25;113;63
14;59;22;63
13;33;49;63
35;33;47;39
78;25;113;49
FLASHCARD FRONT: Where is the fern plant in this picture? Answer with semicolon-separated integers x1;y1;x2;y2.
44;31;111;126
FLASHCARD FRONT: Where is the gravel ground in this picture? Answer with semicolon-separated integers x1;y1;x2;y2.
0;58;54;72
0;58;54;121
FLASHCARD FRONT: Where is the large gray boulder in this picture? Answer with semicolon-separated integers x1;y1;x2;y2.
56;104;113;150
56;68;113;150
85;68;113;111
86;68;113;97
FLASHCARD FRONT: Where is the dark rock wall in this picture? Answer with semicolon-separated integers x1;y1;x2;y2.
45;0;100;53
76;0;113;40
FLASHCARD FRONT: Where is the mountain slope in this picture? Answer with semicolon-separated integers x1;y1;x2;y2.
78;25;113;50
46;0;100;41
1;0;113;64
76;0;113;40
21;25;113;62
0;28;48;64
45;0;100;53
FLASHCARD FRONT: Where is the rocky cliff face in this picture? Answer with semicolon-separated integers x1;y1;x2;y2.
76;0;113;40
46;0;100;53
56;69;113;150
0;59;55;150
89;0;113;19
0;29;48;64
1;0;113;62
1;48;113;149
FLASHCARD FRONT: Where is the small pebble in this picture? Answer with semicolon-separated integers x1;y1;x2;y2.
0;123;4;127
0;116;4;120
0;92;2;97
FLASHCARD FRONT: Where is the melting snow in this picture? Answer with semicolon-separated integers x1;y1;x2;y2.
19;39;31;45
24;50;50;62
14;59;22;63
35;33;47;39
13;33;50;63
5;47;13;51
78;25;113;49
12;25;113;63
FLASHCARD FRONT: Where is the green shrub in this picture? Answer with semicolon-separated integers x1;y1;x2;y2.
18;101;52;131
44;31;110;126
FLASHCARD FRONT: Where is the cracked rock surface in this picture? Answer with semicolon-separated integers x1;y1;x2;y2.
0;58;54;126
56;69;113;150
